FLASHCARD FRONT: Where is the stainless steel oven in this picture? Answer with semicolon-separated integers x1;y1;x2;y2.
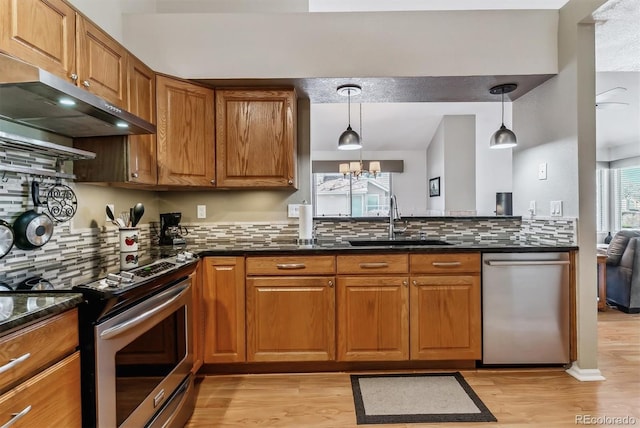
73;255;198;428
94;278;193;427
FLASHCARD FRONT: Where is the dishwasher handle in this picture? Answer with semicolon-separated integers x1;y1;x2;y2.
485;260;570;267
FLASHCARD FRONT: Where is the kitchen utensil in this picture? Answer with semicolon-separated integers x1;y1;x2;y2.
0;219;14;258
13;181;54;250
45;179;77;222
132;203;144;227
17;277;55;291
120;212;130;228
106;205;115;222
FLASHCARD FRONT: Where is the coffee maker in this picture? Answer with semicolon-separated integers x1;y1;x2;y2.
159;212;187;246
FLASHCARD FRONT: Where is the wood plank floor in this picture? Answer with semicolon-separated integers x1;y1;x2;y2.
186;308;640;427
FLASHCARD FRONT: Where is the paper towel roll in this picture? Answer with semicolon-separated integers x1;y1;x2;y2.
298;204;313;240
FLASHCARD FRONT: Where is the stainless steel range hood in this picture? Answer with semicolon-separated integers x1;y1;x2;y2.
0;53;156;138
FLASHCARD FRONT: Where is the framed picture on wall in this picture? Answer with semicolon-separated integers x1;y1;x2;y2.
429;177;440;197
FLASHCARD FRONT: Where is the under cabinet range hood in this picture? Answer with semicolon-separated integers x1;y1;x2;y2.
0;53;156;138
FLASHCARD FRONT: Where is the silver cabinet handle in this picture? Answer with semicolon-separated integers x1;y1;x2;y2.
82;80;91;88
403;280;408;287
431;261;462;267
210;179;216;185
100;285;188;340
131;172;139;179
69;73;78;81
485;260;570;266
288;179;293;185
0;353;31;375
359;262;389;269
276;263;306;270
328;280;334;288
2;405;32;428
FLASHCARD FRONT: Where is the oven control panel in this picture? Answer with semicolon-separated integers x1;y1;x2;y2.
79;252;197;291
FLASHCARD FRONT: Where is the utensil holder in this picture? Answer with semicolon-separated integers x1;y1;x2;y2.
119;227;139;269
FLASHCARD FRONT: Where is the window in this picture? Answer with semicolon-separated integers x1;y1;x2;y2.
312;173;392;217
613;166;640;230
596;168;608;232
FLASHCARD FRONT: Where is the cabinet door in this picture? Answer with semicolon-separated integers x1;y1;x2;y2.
246;276;335;362
156;75;215;186
337;276;409;361
202;257;246;363
127;54;157;184
76;15;127;107
215;89;297;188
410;275;481;360
0;352;81;428
0;0;76;81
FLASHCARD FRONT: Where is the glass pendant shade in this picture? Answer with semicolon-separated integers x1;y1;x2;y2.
490;124;517;148
338;126;361;150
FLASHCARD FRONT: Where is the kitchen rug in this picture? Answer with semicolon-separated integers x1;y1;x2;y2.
350;372;497;424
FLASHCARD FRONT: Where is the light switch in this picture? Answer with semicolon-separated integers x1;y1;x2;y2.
288;204;300;218
538;163;547;180
550;200;563;217
197;205;206;218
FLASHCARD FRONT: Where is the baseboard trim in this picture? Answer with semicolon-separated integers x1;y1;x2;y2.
565;362;605;381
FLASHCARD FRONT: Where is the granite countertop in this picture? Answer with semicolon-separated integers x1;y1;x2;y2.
0;293;84;335
195;238;578;257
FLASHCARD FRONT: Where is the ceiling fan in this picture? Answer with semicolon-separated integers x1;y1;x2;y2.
596;86;629;110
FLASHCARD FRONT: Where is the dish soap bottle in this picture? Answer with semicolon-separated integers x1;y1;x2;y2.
604;232;612;244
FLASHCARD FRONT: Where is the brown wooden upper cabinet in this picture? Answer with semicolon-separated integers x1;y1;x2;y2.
0;0;128;108
73;54;156;185
215;89;297;189
156;75;215;187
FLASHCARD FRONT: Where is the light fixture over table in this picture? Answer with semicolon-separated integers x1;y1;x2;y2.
337;84;362;150
338;102;381;178
489;83;518;149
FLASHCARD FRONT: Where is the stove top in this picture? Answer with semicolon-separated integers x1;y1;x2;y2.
76;252;197;295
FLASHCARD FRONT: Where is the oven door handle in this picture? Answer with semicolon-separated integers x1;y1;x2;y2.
100;284;188;340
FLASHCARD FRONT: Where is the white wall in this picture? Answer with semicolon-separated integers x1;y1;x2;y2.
444;115;476;212
512;0;606;374
119;10;558;79
427;121;445;213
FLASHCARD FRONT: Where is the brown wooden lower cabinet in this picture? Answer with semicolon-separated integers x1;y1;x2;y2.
246;276;336;362
202;257;246;363
0;352;82;428
337;276;409;361
410;275;481;360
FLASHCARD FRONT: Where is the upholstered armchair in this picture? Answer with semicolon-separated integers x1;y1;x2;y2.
606;230;640;313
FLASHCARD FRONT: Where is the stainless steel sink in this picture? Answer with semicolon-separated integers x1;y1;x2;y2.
348;239;452;246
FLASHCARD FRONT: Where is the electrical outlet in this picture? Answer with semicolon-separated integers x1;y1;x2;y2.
538;162;547;180
106;204;115;222
288;204;301;218
197;205;206;219
550;200;563;217
529;200;536;215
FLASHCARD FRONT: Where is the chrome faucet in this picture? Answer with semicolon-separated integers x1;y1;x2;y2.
388;194;406;239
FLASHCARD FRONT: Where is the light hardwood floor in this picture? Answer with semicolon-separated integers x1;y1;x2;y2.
186;308;640;427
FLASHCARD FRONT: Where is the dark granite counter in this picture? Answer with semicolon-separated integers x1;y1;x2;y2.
196;239;578;257
0;293;83;335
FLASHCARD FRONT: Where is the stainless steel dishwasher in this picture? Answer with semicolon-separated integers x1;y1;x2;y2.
482;252;570;365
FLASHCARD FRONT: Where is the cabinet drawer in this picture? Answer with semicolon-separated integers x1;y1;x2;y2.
0;352;81;428
246;256;335;275
410;253;481;274
337;254;408;274
0;309;78;393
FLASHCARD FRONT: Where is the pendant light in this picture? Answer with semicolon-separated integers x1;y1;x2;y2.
489;83;518;149
338;103;381;178
337;84;362;150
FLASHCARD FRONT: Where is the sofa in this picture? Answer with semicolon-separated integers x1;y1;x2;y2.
606;230;640;313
